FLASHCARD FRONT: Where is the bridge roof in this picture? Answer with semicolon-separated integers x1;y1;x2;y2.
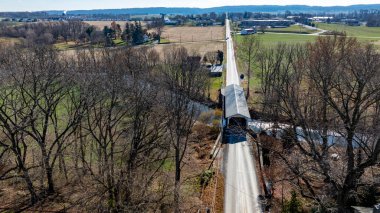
224;84;251;119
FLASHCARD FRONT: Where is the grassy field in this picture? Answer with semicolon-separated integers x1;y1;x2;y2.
265;25;318;34
316;23;380;38
161;26;225;43
234;25;380;105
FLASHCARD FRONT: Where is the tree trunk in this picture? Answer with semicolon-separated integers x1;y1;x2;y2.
174;142;181;213
41;146;55;194
337;131;358;212
246;52;251;99
23;169;39;204
17;154;38;204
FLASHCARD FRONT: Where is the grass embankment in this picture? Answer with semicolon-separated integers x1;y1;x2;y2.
316;23;380;37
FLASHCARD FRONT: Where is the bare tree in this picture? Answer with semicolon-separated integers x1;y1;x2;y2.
74;47;171;212
160;47;208;213
0;45;85;202
240;35;260;99
258;36;380;211
0;49;39;203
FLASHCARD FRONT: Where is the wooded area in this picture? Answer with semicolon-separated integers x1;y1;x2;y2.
0;45;211;212
255;36;380;212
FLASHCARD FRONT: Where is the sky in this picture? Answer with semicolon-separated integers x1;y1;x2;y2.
0;0;379;12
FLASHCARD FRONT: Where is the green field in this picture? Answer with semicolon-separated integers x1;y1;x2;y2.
235;33;318;47
235;32;380;47
266;25;318;34
316;23;380;38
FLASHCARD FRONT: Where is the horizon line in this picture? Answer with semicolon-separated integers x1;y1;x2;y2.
1;3;379;13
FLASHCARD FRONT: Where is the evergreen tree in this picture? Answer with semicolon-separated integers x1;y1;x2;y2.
282;191;302;213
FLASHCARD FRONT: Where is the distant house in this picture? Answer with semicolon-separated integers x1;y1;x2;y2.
241;28;256;35
164;18;178;25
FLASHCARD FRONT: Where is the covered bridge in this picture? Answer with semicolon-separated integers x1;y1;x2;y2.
224;84;251;128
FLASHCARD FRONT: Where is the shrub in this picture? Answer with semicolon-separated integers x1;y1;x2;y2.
200;170;214;187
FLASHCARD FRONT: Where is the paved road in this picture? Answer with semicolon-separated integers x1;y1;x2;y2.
223;19;262;213
225;20;240;86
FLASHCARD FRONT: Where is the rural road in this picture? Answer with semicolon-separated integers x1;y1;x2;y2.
223;19;262;213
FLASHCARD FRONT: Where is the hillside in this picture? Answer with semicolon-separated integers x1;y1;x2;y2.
43;4;380;15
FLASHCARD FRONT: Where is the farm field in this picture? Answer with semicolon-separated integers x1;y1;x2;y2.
84;21;147;30
161;26;225;43
0;37;21;45
152;40;225;58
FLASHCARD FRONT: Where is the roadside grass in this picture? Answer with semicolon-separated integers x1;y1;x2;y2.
316;23;380;38
160;38;171;44
265;25;318;34
209;73;223;101
235;53;262;106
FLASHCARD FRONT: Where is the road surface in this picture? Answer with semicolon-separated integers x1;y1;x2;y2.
225;21;240;86
223;19;262;213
